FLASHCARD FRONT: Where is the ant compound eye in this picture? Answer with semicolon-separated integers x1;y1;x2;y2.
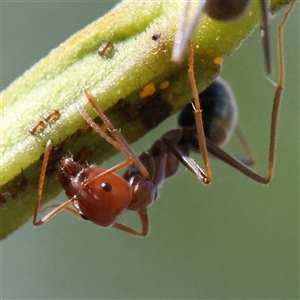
101;182;112;192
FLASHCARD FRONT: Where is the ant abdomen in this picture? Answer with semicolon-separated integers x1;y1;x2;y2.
178;77;238;147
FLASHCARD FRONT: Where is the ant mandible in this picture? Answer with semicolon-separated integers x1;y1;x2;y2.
33;2;294;236
172;0;271;74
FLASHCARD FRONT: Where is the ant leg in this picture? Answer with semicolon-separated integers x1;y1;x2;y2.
234;126;256;167
78;90;149;179
33;200;74;226
206;2;295;184
33;140;74;226
188;44;211;184
40;204;81;217
172;0;206;62
205;138;266;183
171;0;190;62
83;158;134;187
172;0;272;73
113;209;149;236
264;1;295;182
162;137;206;182
260;0;271;74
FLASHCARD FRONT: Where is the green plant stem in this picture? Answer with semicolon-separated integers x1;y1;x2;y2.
0;0;292;239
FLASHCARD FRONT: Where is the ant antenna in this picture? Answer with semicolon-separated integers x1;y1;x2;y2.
78;90;149;179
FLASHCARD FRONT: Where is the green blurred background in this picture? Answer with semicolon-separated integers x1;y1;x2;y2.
1;1;299;299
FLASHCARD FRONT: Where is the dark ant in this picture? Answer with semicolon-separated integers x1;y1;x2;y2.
33;2;294;235
172;0;271;74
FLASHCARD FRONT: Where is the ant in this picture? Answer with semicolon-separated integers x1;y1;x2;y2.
172;0;271;74
32;77;235;236
33;2;294;236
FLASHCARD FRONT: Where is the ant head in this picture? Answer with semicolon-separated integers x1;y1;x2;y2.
178;77;238;147
204;0;250;22
72;165;132;227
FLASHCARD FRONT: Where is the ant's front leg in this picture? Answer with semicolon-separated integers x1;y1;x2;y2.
33;139;75;226
113;209;149;237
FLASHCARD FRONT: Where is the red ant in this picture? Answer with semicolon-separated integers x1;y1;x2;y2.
172;0;271;74
32;78;223;235
33;2;294;236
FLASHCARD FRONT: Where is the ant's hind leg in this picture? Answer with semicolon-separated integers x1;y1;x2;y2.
205;2;295;184
188;44;211;184
234;126;256;167
261;1;295;183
